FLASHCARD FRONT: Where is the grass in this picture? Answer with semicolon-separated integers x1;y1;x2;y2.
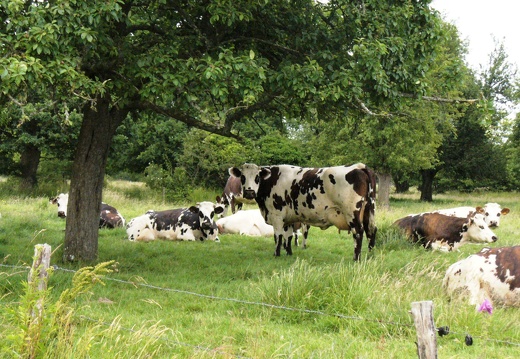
1;182;520;358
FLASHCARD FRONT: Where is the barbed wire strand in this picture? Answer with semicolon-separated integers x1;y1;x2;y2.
2;263;520;347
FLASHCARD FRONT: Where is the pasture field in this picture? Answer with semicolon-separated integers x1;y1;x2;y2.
1;180;520;358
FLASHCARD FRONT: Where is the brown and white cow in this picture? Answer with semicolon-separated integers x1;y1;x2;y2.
49;193;125;229
434;202;510;228
126;201;223;242
443;246;520;308
217;175;256;217
393;212;497;252
229;163;377;260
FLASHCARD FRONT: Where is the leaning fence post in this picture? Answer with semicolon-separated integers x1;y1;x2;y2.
410;301;437;359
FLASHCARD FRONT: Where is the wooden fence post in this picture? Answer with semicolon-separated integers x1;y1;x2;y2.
28;244;52;318
410;300;437;359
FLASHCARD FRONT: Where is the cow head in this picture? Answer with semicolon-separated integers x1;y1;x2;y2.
188;201;224;235
215;195;228;218
463;213;498;244
477;203;510;228
229;163;271;200
49;193;69;218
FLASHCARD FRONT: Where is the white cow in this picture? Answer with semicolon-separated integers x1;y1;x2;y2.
434;203;509;228
216;209;274;236
443;246;520;308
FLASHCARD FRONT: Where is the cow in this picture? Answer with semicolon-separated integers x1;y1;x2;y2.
126;201;223;242
434;202;510;228
393;212;498;252
443;246;520;308
49;193;125;229
216;209;310;245
217;175;256;217
229;163;377;260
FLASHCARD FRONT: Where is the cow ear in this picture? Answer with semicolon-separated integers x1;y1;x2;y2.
475;206;484;214
259;167;271;180
462;223;469;232
501;208;510;215
189;206;199;213
214;205;224;214
216;195;221;203
229;167;241;178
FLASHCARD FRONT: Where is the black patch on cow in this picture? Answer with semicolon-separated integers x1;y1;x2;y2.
329;174;336;184
272;193;285;211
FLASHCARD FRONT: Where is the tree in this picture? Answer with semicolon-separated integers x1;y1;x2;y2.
1;0;446;261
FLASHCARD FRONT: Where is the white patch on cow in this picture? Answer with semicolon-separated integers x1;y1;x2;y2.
435;202;510;227
443;247;520;308
216;209;274;237
126;212;156;242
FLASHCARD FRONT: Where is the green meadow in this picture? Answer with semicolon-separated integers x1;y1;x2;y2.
1;180;519;358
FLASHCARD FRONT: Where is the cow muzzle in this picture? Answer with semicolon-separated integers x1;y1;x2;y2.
58;211;66;218
200;221;212;230
243;189;256;200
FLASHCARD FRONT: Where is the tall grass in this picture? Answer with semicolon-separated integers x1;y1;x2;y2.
1;179;520;358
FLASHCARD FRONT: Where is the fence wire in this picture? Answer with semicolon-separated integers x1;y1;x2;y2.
2;262;520;350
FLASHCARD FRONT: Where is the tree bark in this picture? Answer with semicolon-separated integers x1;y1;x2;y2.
377;171;391;209
63;95;127;262
20;143;41;188
419;169;437;202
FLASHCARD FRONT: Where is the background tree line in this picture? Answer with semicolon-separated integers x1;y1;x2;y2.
1;0;519;261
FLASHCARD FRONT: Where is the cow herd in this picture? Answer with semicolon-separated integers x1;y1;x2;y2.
49;162;519;308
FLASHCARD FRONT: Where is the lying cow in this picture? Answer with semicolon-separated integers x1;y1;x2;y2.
216;209;309;246
229;163;376;260
49;192;125;229
393;212;497;252
443;246;520;307
434;202;510;228
126;201;223;242
218;175;256;217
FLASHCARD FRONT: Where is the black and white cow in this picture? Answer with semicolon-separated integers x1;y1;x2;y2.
434;202;510;228
443;246;520;308
217;175;256;217
49;192;125;229
229;163;377;260
126;201;223;242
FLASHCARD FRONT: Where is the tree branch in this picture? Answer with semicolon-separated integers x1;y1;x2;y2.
137;101;241;140
399;93;479;103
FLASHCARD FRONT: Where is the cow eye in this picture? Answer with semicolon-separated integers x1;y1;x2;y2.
211;211;214;217
485;212;489;216
479;225;484;229
497;213;501;217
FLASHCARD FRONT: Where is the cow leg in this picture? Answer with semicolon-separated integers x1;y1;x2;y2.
353;232;363;261
237;203;243;212
274;233;283;256
282;224;294;255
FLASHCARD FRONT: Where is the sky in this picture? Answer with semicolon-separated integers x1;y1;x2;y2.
431;0;520;71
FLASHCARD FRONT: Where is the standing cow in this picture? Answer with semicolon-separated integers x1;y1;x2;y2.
393;212;497;252
229;163;377;261
218;175;256;217
443;246;520;307
434;202;510;228
49;193;125;229
126;201;223;242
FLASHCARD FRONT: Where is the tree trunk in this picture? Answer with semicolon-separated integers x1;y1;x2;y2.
20;143;41;188
377;171;391;209
63;95;127;262
419;169;437;202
